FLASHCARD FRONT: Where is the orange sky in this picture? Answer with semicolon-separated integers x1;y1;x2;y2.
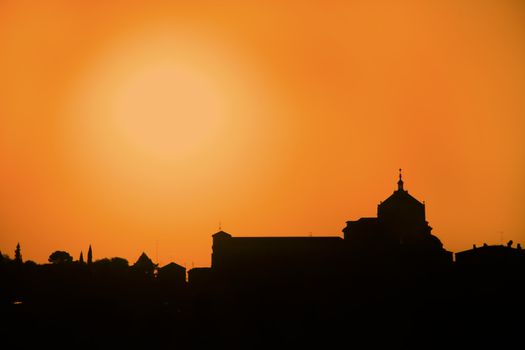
1;0;524;267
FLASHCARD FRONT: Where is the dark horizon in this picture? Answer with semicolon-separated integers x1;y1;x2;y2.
2;230;523;348
2;179;524;348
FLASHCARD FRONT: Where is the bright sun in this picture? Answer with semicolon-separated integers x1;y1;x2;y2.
63;26;278;213
68;28;240;162
110;60;224;158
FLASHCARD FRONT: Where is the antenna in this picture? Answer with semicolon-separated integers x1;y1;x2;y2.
156;240;159;266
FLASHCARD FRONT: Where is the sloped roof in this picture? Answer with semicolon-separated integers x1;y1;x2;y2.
133;252;155;267
347;217;378;223
212;230;232;238
379;189;423;209
159;262;185;272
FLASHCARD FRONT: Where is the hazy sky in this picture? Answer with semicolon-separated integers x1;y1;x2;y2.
1;0;524;266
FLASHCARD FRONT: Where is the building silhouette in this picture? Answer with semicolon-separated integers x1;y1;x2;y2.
212;232;343;270
132;252;157;278
455;242;525;268
157;262;186;286
209;171;452;284
344;169;452;262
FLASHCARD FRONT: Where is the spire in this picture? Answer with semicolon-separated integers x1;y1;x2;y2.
397;168;404;191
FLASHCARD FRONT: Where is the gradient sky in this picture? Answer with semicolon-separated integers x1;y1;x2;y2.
1;0;524;267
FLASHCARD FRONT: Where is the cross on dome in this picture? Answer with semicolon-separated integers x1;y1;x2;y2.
397;168;404;191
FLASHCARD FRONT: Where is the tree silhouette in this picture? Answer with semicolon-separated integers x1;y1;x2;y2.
110;257;129;270
87;245;93;265
79;251;84;264
92;257;129;272
14;243;22;264
48;251;73;264
24;260;37;267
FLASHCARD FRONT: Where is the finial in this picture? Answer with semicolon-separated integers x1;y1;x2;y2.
397;168;404;191
218;221;222;231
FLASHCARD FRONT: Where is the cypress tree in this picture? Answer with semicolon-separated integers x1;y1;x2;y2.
14;243;22;264
87;245;93;265
79;251;84;264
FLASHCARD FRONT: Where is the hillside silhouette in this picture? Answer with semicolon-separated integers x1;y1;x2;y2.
1;173;524;348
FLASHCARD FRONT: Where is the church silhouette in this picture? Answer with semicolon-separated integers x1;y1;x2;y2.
203;170;452;288
344;169;452;261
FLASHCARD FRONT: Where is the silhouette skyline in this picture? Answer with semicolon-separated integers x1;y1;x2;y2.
4;172;521;268
4;171;522;267
2;1;525;347
5;172;518;268
1;174;524;347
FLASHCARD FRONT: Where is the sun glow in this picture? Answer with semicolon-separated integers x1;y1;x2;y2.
68;28;262;190
63;27;283;218
68;29;245;160
109;60;224;159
